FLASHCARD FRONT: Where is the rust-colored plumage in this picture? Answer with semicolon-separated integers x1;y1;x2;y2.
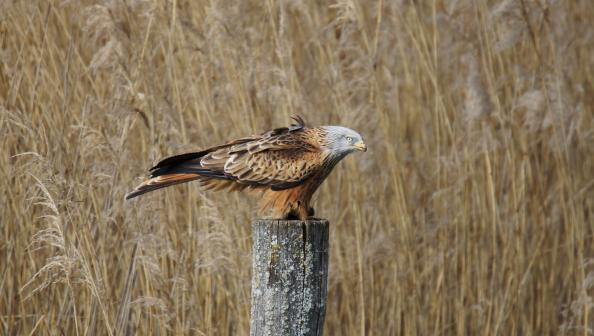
126;116;366;220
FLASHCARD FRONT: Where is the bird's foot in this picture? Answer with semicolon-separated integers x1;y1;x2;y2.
284;208;317;221
306;207;320;220
285;211;301;220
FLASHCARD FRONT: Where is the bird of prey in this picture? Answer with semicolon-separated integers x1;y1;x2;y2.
125;116;366;220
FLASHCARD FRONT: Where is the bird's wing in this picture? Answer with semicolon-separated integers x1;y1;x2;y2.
125;115;323;199
200;128;327;190
225;145;325;190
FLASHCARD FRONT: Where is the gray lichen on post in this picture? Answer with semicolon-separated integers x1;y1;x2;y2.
250;219;329;336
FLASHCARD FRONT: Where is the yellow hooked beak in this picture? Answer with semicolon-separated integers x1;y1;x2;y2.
353;141;367;152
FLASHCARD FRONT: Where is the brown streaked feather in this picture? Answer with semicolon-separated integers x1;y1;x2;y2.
220;149;328;190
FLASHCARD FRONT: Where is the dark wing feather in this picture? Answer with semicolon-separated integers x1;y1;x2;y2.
149;136;257;177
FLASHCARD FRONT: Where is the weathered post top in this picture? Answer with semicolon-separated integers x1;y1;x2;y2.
250;219;329;336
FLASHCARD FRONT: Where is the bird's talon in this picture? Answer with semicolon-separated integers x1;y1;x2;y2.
285;211;300;220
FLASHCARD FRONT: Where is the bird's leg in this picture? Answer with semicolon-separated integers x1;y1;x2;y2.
308;207;315;217
298;207;309;221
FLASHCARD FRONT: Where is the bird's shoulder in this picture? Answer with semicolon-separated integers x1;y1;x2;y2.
233;124;323;154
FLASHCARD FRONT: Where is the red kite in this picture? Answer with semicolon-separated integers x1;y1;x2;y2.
126;116;366;220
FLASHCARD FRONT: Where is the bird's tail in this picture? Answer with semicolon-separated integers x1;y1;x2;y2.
125;173;201;200
125;150;217;200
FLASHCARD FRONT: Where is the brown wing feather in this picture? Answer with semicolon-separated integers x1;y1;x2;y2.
197;128;326;190
221;149;326;189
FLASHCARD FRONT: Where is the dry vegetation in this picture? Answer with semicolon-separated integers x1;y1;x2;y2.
1;0;593;335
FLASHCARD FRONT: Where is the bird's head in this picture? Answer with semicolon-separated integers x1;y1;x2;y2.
322;126;367;154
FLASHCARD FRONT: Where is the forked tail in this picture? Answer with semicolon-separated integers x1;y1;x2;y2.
125;173;201;200
125;149;226;200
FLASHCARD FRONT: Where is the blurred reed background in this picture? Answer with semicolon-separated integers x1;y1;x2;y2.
1;0;593;334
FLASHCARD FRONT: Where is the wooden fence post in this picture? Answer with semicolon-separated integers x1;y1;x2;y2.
250;219;329;336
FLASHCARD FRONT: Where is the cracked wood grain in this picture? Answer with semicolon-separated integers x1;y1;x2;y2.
250;219;329;336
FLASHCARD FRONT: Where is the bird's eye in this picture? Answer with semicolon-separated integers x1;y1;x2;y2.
346;136;353;143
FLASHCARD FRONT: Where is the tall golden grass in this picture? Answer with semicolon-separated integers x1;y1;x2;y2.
1;0;593;334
